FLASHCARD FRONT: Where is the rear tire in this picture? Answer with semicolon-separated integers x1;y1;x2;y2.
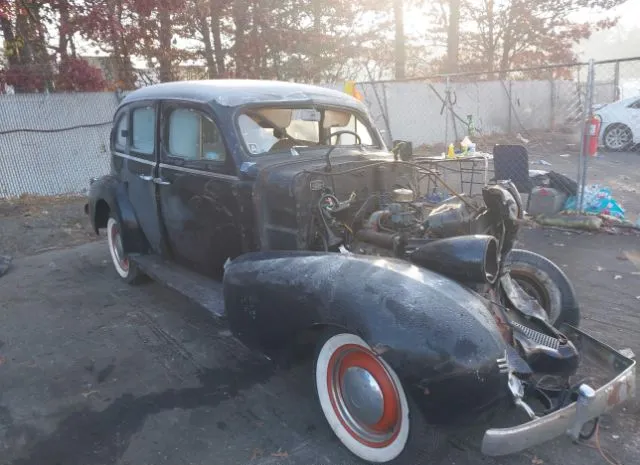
106;215;146;285
313;330;445;464
603;123;633;152
505;249;580;327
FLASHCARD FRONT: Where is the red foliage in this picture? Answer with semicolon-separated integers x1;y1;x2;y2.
55;58;107;91
0;0;11;20
4;65;49;93
1;59;106;93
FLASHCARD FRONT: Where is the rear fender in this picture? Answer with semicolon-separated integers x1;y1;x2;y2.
87;175;148;254
223;250;510;423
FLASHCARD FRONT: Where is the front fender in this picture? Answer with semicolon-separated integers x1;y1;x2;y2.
223;251;510;424
87;175;148;254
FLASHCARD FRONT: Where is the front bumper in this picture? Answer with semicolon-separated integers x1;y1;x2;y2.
481;325;636;456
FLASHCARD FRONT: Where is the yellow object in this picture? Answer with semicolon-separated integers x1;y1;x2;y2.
447;143;455;158
344;81;364;101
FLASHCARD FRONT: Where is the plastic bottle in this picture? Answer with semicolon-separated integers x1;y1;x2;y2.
447;143;455;158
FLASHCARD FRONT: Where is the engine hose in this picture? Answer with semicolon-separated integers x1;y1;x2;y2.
355;229;396;249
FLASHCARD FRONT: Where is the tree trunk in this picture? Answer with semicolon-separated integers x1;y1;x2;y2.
198;12;217;78
15;12;34;64
209;0;226;76
393;0;405;79
486;0;495;74
232;0;249;77
250;0;260;78
58;1;70;59
0;17;19;66
446;0;460;73
499;3;515;78
158;7;173;82
211;12;225;75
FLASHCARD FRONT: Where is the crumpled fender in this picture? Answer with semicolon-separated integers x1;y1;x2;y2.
223;250;510;424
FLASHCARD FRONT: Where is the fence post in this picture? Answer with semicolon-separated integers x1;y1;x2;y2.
549;79;556;131
577;59;595;213
507;80;513;134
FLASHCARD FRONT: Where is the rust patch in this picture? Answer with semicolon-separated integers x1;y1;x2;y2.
607;376;632;407
608;382;622;406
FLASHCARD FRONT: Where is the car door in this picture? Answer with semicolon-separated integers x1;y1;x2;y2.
627;99;640;137
156;101;242;279
112;101;164;254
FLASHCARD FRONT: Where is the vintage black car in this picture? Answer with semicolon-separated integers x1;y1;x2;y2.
86;80;635;464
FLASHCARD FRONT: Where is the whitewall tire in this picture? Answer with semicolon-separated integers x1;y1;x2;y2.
315;333;410;463
107;217;130;278
106;216;145;284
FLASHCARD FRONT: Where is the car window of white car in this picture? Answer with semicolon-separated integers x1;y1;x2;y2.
628;99;640;110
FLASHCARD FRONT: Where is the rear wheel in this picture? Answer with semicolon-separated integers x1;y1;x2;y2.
107;216;146;284
603;123;633;151
506;249;580;327
314;331;444;464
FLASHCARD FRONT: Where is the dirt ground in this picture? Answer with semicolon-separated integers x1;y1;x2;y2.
0;194;639;464
0;196;100;259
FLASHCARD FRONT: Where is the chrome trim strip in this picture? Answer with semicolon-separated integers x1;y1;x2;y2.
113;151;156;167
159;163;239;181
113;151;239;181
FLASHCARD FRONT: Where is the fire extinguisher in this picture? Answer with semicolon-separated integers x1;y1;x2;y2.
587;115;601;157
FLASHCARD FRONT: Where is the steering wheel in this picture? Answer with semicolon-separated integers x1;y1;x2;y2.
324;130;362;146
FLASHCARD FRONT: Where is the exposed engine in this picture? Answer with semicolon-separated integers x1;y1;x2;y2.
307;176;524;289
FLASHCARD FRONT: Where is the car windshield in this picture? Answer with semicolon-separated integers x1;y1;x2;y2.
237;106;379;156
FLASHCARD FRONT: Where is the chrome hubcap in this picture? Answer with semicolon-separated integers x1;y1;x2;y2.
327;345;401;446
341;367;385;426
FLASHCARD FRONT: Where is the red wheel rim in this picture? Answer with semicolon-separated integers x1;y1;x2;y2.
326;344;402;448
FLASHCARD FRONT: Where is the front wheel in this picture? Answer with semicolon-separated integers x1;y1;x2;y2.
106;216;146;285
505;249;580;327
314;331;444;464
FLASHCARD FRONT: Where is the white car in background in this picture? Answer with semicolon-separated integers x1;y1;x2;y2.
595;96;640;151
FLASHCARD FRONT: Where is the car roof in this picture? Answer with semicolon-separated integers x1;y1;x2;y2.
119;79;367;111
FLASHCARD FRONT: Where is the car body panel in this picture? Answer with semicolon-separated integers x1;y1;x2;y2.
87;175;149;254
596;96;640;146
222;250;510;425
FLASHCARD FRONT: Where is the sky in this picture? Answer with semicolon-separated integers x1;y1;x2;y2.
575;0;640;61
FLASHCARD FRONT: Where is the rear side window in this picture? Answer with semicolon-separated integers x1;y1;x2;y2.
131;106;155;155
114;114;128;151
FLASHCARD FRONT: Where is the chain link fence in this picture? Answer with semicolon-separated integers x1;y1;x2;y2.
355;59;640;221
2;58;640;224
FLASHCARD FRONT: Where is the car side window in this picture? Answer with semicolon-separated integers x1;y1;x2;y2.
166;107;227;163
629;99;640;109
131;106;156;155
113;113;128;151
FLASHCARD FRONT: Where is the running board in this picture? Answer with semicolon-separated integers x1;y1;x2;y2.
130;254;226;319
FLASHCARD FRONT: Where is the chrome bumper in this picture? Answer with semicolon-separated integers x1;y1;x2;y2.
481;325;636;456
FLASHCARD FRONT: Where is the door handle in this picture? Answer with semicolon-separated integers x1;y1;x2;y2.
139;174;154;181
153;177;171;186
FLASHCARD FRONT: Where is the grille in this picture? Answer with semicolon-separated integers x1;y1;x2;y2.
511;322;560;350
